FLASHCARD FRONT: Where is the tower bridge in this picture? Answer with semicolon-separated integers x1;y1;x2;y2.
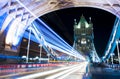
0;0;120;79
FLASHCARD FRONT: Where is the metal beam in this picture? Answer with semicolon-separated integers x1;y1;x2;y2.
103;17;120;61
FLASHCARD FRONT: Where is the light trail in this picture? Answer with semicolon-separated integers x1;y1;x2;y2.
57;62;87;79
17;64;82;79
45;65;83;79
103;18;120;61
17;62;88;79
45;62;88;79
16;0;86;60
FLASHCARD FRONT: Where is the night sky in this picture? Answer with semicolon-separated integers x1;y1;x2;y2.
40;7;116;57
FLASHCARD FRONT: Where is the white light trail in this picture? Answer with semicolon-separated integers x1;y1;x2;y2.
45;65;82;79
105;19;119;57
17;64;81;79
45;62;88;79
16;0;86;60
57;62;88;79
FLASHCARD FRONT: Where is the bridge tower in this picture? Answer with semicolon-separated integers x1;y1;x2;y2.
73;15;100;62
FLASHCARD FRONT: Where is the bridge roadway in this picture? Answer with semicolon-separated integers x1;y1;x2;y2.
1;62;120;79
0;62;87;79
0;66;58;79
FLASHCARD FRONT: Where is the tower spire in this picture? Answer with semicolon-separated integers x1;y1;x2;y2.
80;14;86;23
74;19;77;25
89;17;92;23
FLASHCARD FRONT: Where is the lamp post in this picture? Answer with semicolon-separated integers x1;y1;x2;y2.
47;54;50;63
107;59;109;64
39;44;42;63
116;39;120;64
26;26;32;63
111;53;114;64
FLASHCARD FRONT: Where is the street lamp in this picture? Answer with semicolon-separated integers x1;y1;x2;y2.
22;55;27;63
39;44;42;63
22;55;27;59
34;56;39;63
47;53;50;63
116;39;120;64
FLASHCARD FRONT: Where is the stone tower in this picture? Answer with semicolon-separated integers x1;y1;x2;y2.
73;15;94;61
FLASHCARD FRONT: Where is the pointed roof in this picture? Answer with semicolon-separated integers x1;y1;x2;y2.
76;14;89;28
80;14;86;22
79;14;87;23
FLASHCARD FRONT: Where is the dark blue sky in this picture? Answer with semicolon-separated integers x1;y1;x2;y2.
40;7;116;57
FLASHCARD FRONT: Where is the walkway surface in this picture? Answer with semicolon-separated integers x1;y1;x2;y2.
88;63;120;79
